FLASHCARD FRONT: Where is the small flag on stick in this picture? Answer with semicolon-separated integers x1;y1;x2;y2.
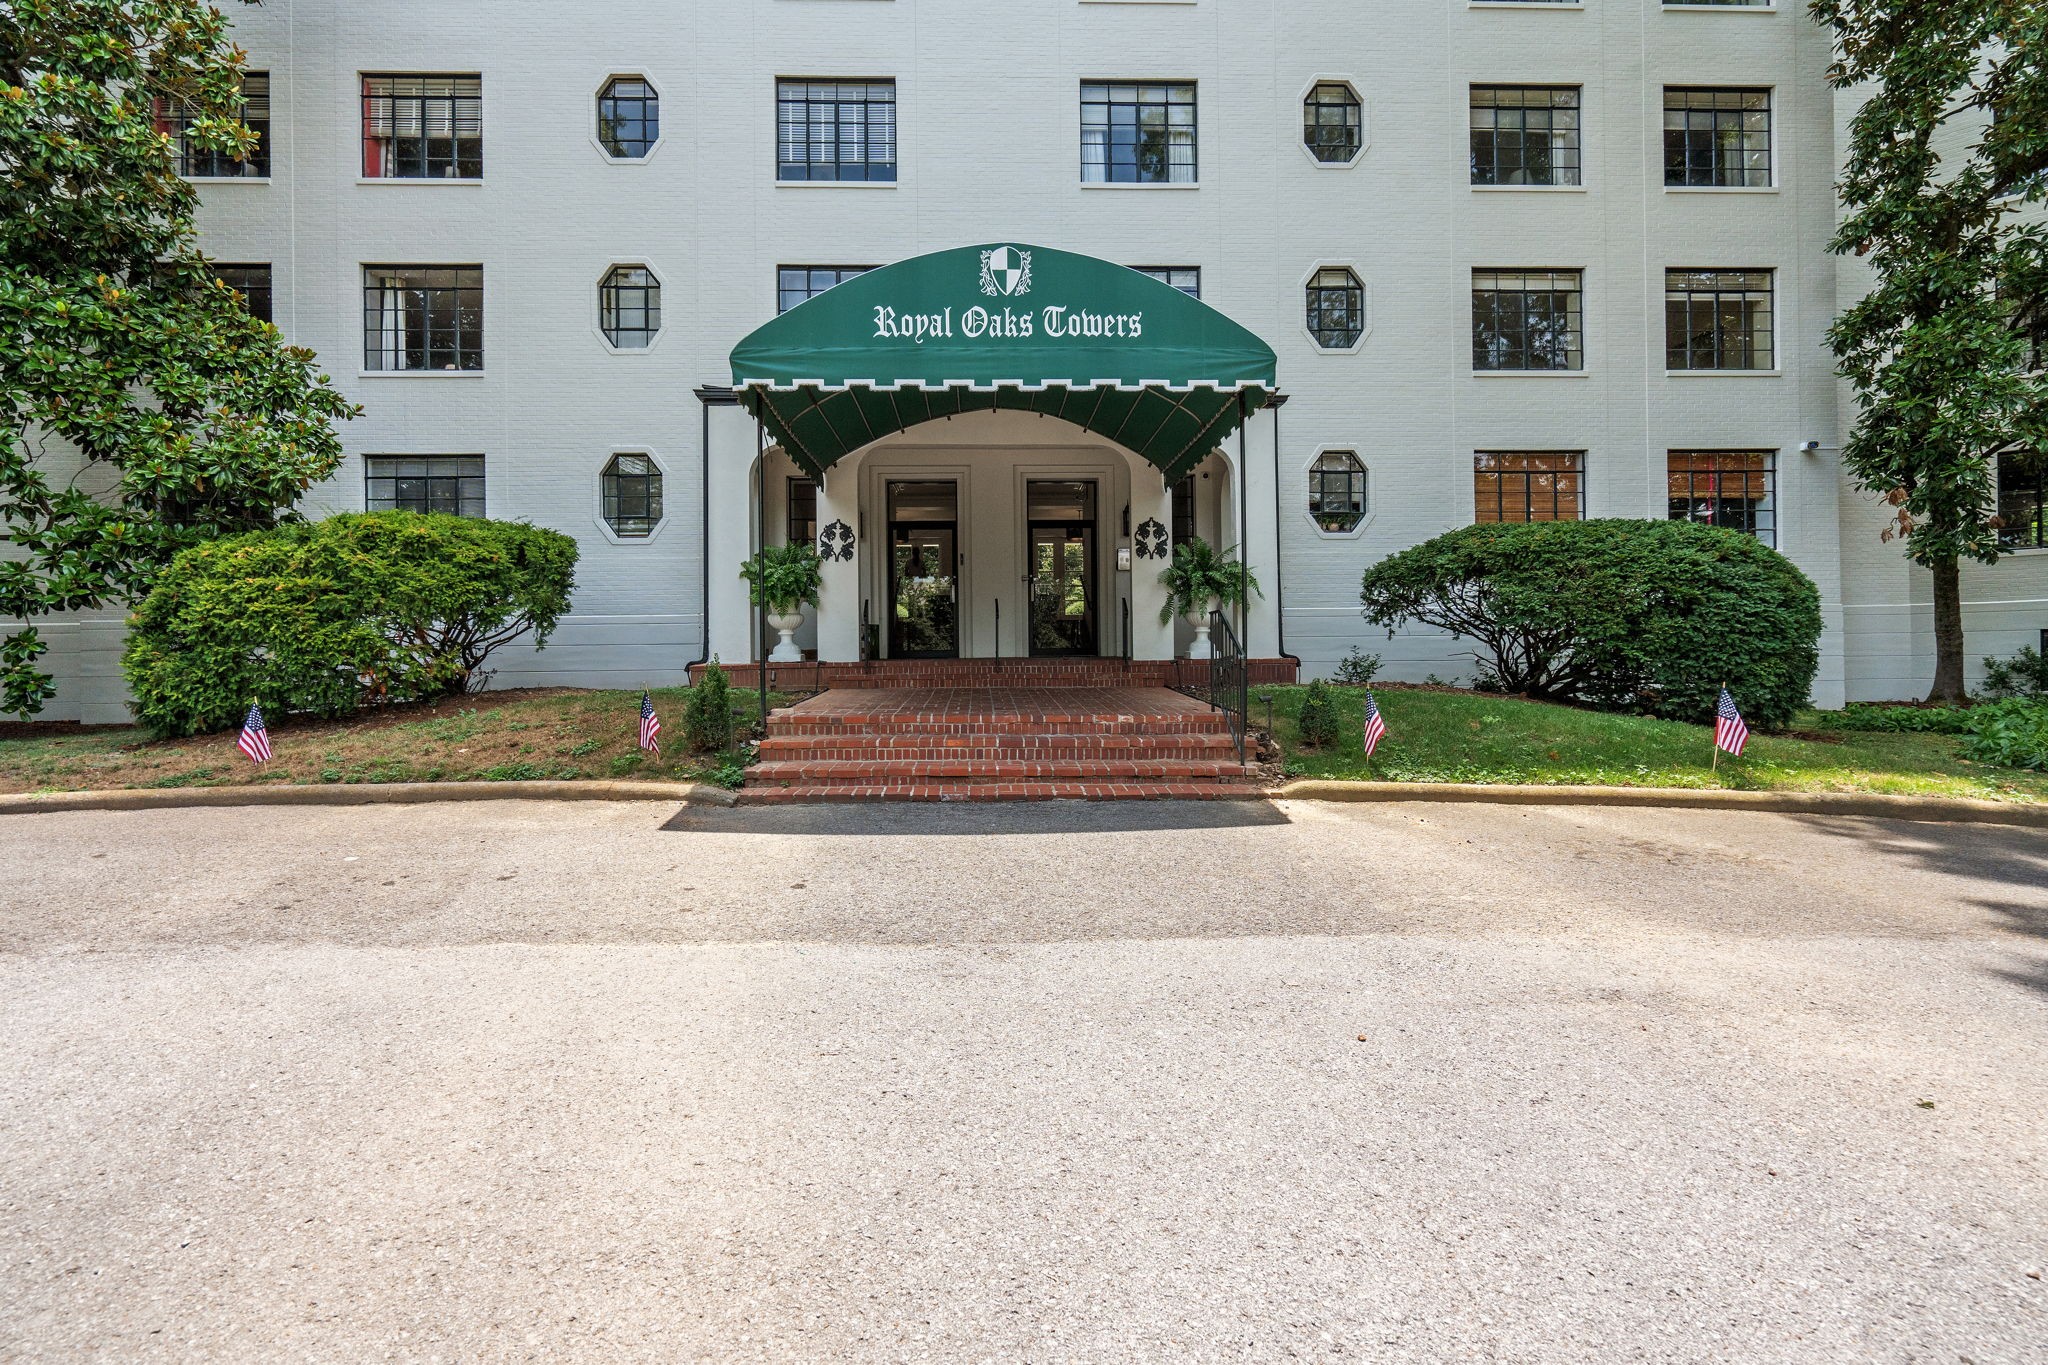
1713;686;1750;760
236;703;272;765
1362;690;1388;758
638;691;663;754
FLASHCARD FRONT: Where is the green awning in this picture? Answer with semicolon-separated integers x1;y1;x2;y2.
730;244;1277;482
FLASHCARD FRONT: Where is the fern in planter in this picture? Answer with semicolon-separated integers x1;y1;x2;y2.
1157;537;1263;624
739;543;824;615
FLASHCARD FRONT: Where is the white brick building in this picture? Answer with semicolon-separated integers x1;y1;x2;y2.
17;0;2048;721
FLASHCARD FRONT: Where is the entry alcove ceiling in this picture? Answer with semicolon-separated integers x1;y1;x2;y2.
729;244;1278;483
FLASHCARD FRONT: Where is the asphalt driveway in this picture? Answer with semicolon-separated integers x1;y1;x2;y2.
2;798;2043;1362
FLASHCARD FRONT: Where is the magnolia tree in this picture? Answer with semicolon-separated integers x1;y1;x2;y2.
1813;0;2048;701
0;0;356;716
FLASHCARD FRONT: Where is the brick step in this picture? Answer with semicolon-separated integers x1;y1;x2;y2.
736;780;1271;804
755;746;1239;764
750;759;1250;784
756;735;1240;759
765;714;1232;737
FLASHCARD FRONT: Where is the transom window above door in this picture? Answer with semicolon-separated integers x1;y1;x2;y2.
777;79;896;182
1081;81;1197;184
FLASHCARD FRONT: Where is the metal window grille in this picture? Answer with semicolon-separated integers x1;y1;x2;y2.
600;265;661;348
1664;87;1770;188
776;79;896;182
1307;268;1365;349
1472;269;1583;370
362;265;484;371
365;455;485;517
1474;452;1584;523
1997;451;2048;550
1081;81;1197;184
155;71;269;178
213;264;272;324
1172;474;1197;548
597;77;659;158
1667;450;1776;545
1665;269;1774;370
1309;451;1368;532
361;74;483;179
1133;266;1201;298
602;454;662;536
777;266;874;314
788;477;818;545
1303;82;1362;164
1470;85;1580;186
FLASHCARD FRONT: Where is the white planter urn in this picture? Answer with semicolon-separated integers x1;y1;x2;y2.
1184;598;1220;660
767;610;806;663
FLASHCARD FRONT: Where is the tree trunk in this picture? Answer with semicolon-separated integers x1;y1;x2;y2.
1927;555;1968;703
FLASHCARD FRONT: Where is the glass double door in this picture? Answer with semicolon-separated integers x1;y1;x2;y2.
1026;481;1098;657
888;481;958;658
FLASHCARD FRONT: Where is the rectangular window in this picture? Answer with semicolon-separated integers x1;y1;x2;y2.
1998;451;2048;550
1133;266;1201;298
776;80;896;182
1474;452;1584;523
361;74;482;179
788;477;818;546
365;456;485;517
1472;269;1584;371
777;266;874;314
362;266;483;371
1665;0;1773;6
214;264;272;324
156;71;270;178
1081;82;1197;184
1470;86;1581;187
1666;269;1774;370
1668;451;1776;545
1665;87;1771;187
1172;474;1197;548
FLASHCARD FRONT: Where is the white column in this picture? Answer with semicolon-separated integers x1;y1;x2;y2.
1128;469;1175;661
815;466;862;662
1238;407;1283;659
704;406;757;665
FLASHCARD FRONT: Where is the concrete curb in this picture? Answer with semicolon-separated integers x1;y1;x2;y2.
1267;780;2048;829
0;779;734;817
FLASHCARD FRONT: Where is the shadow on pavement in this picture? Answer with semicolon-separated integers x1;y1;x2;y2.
661;798;1291;838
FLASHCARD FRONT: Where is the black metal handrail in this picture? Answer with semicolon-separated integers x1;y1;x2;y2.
1208;608;1248;762
994;597;1001;660
1120;597;1131;662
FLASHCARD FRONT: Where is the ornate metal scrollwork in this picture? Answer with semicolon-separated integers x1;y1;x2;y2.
817;519;856;562
1134;517;1169;560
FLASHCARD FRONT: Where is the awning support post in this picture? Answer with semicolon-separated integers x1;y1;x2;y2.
756;415;769;729
1237;392;1251;648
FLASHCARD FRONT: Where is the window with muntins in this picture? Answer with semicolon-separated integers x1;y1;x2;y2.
778;266;874;313
602;454;662;536
366;456;485;517
361;74;482;178
1134;266;1201;298
1475;452;1584;522
156;71;269;177
1172;475;1196;548
1470;86;1581;186
1081;82;1197;184
1307;268;1365;349
214;264;272;324
1668;451;1776;545
1473;270;1583;370
1664;88;1770;187
777;80;896;182
600;266;661;348
598;77;659;157
1303;83;1362;164
363;266;483;371
1998;451;2047;549
1666;270;1773;370
788;477;818;546
1309;452;1368;533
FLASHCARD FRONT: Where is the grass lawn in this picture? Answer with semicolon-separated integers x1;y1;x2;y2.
1259;684;2048;805
0;687;785;796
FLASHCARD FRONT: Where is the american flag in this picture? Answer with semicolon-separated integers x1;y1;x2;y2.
236;702;272;765
638;691;662;753
1714;687;1750;757
1362;690;1388;757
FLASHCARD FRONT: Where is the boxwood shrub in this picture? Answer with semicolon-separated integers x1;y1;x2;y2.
123;512;578;736
1358;520;1821;729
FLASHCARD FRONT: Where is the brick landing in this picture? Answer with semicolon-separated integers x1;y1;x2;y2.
742;686;1265;804
698;656;1299;691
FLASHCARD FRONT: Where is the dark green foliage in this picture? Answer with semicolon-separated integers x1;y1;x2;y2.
1981;646;2048;701
1818;703;1975;735
122;513;577;736
684;659;736;753
1960;700;2048;771
1332;646;1382;687
1297;679;1341;748
1358;520;1822;729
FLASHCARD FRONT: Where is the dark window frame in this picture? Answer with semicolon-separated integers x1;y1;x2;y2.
157;70;270;178
1307;267;1366;349
1998;451;2048;550
1172;474;1197;548
364;455;486;518
599;265;662;349
1303;82;1363;164
597;76;660;158
1133;266;1201;299
602;453;663;537
788;476;818;547
777;265;875;314
1667;449;1777;545
1664;86;1771;188
1309;451;1369;533
362;265;484;372
1472;269;1585;371
776;78;897;182
214;263;273;324
1665;269;1774;370
1470;84;1581;187
1081;80;1198;184
1474;451;1585;523
361;72;483;179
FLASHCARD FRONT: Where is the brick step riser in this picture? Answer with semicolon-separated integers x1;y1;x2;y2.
737;782;1269;804
751;762;1248;783
766;719;1233;738
756;745;1239;763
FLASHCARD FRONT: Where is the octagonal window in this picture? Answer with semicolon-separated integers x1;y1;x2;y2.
602;453;663;536
598;77;659;158
1304;82;1362;164
1309;451;1368;533
600;265;661;348
1307;268;1365;349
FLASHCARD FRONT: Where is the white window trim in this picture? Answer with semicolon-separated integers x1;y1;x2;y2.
591;70;667;164
593;258;672;356
1300;260;1371;354
1298;75;1368;170
1303;446;1372;540
592;447;672;544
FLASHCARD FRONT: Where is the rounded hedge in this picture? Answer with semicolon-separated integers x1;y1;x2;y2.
123;512;578;736
1358;520;1822;729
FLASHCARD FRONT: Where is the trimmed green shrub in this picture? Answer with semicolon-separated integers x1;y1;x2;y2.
1297;679;1342;748
1981;645;2048;701
1332;646;1382;686
1358;520;1822;729
1818;703;1976;734
684;658;737;753
1960;699;2048;770
123;513;577;736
